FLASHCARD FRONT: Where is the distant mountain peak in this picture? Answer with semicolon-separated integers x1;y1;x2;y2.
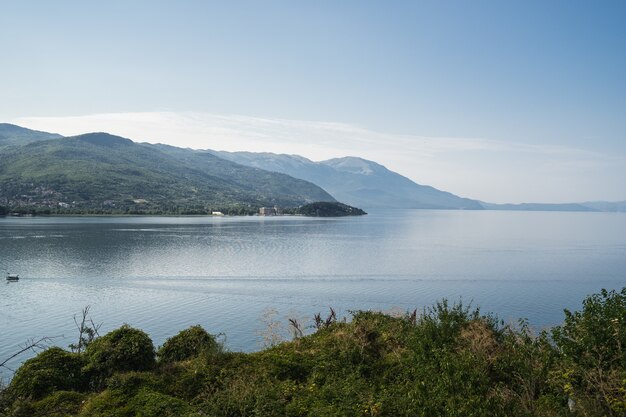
72;132;134;147
0;123;63;145
321;156;385;176
0;123;27;132
0;123;44;133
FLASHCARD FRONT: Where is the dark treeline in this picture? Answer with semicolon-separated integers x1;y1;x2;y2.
0;205;259;217
283;202;367;217
1;289;625;416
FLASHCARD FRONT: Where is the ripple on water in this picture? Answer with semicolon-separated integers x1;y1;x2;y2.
1;211;625;379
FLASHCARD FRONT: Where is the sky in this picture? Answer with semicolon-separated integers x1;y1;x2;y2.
1;1;625;203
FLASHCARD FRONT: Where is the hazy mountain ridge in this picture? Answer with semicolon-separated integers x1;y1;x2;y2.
213;151;484;210
579;201;626;212
480;202;599;212
481;201;626;212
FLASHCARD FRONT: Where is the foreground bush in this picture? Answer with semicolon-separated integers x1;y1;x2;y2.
1;288;624;416
552;288;626;416
157;325;219;363
80;387;192;417
7;348;84;400
83;325;155;387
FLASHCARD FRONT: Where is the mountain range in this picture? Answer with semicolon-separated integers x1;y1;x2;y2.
212;151;483;210
0;123;624;213
0;124;333;213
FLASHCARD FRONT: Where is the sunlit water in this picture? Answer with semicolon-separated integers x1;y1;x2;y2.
1;210;625;379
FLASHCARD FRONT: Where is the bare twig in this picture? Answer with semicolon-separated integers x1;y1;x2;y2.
314;312;323;329
259;307;285;348
326;307;337;327
0;336;59;370
69;305;102;353
288;318;303;339
408;309;417;326
313;308;338;330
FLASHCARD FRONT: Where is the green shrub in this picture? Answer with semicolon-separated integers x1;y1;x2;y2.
80;388;191;417
157;325;219;363
551;288;626;416
152;360;213;400
84;325;155;387
32;390;88;416
8;347;84;400
412;299;487;350
78;388;135;417
129;388;192;417
552;288;626;369
0;397;36;417
105;371;162;395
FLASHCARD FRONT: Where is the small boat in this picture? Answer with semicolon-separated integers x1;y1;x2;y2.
6;273;19;282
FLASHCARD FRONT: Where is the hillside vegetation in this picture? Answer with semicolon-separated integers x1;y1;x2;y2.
288;201;367;217
1;288;624;416
0;132;334;214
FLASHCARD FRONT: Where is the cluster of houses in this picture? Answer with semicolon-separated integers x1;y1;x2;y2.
0;186;75;209
258;206;284;216
0;196;74;209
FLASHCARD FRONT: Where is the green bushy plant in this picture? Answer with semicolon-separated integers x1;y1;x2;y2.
128;388;192;416
552;288;626;416
157;325;219;363
32;390;87;416
552;288;626;369
8;347;84;400
80;387;191;417
83;325;155;387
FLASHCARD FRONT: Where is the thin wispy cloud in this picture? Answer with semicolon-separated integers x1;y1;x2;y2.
13;112;625;203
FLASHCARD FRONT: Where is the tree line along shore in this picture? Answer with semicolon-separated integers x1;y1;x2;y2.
0;201;366;217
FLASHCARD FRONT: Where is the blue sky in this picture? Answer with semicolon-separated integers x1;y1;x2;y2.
1;1;625;202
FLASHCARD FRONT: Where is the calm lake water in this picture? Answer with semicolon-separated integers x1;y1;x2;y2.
1;210;625;378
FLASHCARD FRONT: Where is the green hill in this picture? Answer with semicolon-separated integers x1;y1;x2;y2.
0;123;63;149
0;131;335;214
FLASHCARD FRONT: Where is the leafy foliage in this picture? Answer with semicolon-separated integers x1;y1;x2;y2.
552;288;626;415
7;348;84;400
157;325;219;363
83;325;155;387
1;289;625;416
